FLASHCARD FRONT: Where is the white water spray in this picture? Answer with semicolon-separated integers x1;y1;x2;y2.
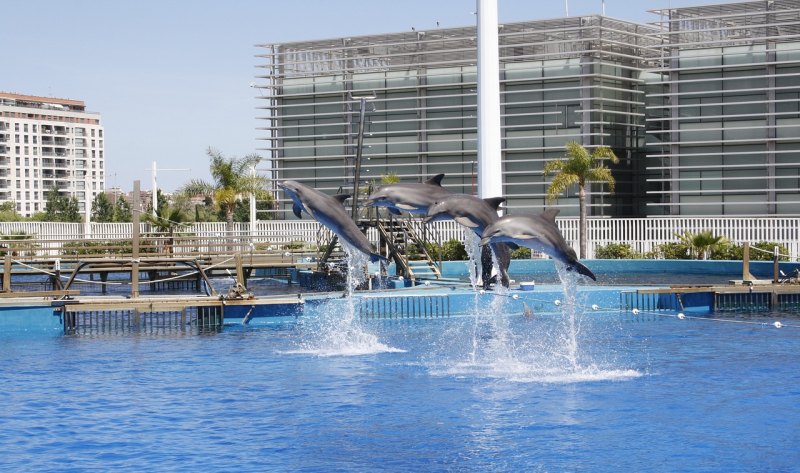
287;242;402;357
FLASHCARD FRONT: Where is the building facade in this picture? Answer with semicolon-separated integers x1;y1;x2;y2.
646;0;800;216
0;92;105;217
256;0;800;218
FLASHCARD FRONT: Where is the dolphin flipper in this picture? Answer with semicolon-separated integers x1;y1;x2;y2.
292;203;303;218
571;261;596;281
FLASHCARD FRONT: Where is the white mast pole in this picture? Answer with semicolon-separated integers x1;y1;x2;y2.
476;0;503;200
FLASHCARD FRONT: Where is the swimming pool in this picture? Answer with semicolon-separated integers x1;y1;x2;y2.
0;284;797;473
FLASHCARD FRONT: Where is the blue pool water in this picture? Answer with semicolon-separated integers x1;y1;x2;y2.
1;293;798;472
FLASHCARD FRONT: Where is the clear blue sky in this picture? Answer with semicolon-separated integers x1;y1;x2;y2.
2;0;704;192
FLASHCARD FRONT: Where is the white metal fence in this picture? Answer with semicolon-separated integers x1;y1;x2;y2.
0;217;797;260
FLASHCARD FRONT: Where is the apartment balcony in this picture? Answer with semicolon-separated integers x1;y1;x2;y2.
0;169;9;177
0;135;8;142
55;180;71;190
0;157;9;165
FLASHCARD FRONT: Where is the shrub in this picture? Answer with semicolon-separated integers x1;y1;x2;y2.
595;242;638;259
710;241;790;261
748;241;790;261
653;242;690;260
440;239;467;261
510;246;531;259
0;231;36;257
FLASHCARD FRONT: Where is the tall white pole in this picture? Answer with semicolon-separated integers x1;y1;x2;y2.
476;0;503;200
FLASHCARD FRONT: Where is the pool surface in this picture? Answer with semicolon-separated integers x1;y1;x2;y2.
0;288;798;472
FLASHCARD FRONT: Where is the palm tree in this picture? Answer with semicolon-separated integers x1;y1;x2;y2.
544;141;619;259
180;148;269;233
676;230;729;260
143;205;189;254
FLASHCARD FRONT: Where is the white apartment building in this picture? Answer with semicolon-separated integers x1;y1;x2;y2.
0;92;105;217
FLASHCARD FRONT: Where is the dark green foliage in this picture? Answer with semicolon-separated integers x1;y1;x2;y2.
0;231;35;256
43;188;81;222
61;239;158;255
595;242;639;259
510;246;531;259
710;241;789;261
652;242;691;260
0;202;21;222
91;193;115;223
440;239;467;261
113;196;132;222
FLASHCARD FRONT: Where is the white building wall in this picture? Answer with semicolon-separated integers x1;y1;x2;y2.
0;95;104;218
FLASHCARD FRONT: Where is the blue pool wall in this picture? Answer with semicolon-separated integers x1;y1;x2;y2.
437;259;800;280
0;306;62;336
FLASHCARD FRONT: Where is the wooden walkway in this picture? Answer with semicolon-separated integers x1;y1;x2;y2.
621;282;800;313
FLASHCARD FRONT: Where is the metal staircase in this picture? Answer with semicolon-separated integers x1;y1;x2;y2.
375;216;441;282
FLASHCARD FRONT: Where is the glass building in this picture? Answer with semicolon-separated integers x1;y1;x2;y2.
256;0;800;218
646;0;800;215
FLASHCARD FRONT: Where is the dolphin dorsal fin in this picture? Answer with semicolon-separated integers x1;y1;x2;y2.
425;174;445;187
540;208;560;222
333;194;351;206
483;197;506;210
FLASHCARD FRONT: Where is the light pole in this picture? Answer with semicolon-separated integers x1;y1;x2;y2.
350;93;375;221
148;161;190;216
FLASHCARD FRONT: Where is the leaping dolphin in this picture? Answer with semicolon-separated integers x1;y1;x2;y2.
424;194;512;288
278;180;387;263
364;174;452;215
479;210;596;281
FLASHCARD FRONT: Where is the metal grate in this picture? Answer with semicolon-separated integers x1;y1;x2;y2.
61;305;223;335
358;294;450;319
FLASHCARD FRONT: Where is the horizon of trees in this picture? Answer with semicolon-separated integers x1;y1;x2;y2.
0;149;277;223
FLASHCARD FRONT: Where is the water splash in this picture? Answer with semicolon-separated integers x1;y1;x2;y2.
429;258;640;383
463;230;482;291
287;241;402;357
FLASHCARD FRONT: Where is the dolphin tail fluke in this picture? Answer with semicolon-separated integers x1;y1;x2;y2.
573;261;596;281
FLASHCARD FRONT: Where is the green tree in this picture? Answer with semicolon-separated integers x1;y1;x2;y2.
43;188;81;222
91;193;115;223
113;195;132;223
225;195;276;222
0;202;22;222
544;141;619;259
677;230;729;260
180;148;269;232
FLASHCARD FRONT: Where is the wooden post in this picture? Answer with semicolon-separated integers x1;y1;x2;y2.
3;254;11;293
742;242;755;282
773;245;780;284
131;180;141;298
235;253;246;289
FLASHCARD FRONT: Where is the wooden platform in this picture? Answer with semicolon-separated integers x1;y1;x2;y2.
622;283;800;313
52;293;306;334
